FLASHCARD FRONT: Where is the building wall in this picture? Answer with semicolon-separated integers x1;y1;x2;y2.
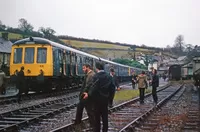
193;57;200;72
0;53;10;68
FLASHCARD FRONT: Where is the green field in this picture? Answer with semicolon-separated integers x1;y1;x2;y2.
0;32;25;40
61;39;130;50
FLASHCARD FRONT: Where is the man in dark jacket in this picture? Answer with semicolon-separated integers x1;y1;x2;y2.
82;61;115;132
108;68;119;108
151;69;159;104
74;64;95;125
17;66;25;103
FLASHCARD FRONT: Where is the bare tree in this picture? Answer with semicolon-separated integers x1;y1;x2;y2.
174;35;185;54
18;18;34;33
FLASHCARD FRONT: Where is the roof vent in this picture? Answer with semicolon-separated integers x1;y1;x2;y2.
29;37;34;41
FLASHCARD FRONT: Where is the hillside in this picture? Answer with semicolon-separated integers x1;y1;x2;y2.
0;31;178;59
61;39;178;59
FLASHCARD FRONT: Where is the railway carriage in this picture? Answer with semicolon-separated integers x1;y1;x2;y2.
10;37;146;93
168;64;181;81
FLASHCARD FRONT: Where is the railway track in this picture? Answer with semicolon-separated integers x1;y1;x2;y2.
0;81;132;132
50;84;180;132
181;86;200;132
0;81;130;105
0;85;80;105
0;91;79;132
133;84;186;131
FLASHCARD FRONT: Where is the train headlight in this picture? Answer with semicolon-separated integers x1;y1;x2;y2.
27;69;31;74
40;69;44;75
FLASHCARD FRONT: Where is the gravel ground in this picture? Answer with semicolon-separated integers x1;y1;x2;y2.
19;90;133;132
155;84;195;132
136;84;196;132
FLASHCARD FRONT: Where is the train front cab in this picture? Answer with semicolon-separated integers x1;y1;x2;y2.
10;43;53;93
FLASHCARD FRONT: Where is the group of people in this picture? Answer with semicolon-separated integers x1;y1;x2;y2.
12;66;25;103
74;61;119;132
0;66;24;103
131;68;159;104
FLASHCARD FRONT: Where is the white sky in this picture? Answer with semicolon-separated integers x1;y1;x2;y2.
0;0;200;47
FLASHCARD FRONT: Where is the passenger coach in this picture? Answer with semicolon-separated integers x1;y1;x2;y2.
10;37;145;93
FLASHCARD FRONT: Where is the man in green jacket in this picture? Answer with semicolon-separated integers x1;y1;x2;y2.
74;64;95;126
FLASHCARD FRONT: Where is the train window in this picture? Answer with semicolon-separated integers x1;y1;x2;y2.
80;57;82;64
14;48;22;64
24;47;34;63
37;48;47;63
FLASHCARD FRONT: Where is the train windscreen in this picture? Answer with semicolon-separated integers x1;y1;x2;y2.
24;47;34;63
14;48;23;64
37;48;47;63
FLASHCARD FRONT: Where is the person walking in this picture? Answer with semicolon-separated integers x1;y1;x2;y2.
17;66;25;103
82;61;115;132
137;71;147;104
108;68;119;108
74;64;95;126
151;69;159;104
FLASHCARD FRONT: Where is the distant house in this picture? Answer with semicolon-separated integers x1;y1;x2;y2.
0;37;13;68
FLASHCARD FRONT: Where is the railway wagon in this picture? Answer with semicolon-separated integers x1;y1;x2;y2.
168;64;181;81
10;37;146;93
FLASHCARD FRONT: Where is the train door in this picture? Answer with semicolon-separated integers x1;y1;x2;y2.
70;52;76;76
53;48;59;76
75;55;78;75
65;51;71;76
77;54;83;75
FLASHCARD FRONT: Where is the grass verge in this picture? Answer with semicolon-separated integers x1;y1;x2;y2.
114;88;152;101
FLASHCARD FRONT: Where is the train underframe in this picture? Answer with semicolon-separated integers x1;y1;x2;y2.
8;75;132;94
9;75;83;94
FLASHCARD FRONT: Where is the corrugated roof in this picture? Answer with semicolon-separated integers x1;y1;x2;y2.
0;37;13;53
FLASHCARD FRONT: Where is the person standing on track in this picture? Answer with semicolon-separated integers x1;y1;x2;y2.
108;68;119;108
74;64;95;126
17;66;25;103
82;61;115;132
137;71;148;104
151;69;159;104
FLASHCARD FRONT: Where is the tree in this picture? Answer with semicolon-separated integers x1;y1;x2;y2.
38;27;56;38
174;35;185;55
112;58;147;69
140;54;153;67
18;18;34;33
0;20;6;30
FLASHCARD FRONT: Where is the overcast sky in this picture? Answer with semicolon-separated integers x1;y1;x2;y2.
0;0;199;47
